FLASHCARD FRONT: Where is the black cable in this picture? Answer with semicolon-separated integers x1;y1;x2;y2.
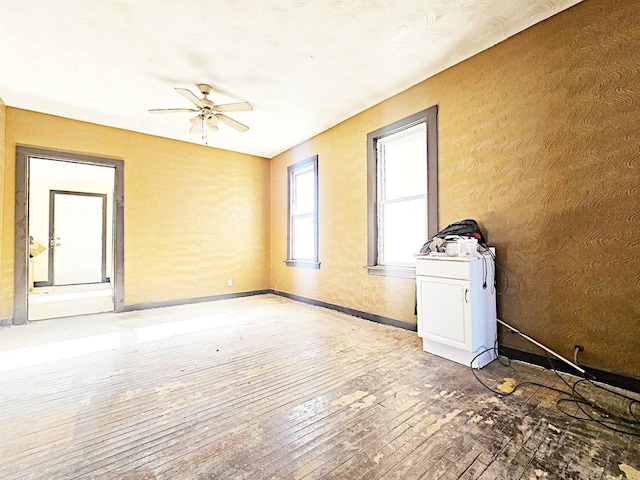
481;253;487;289
560;373;639;430
469;339;640;437
543;352;639;430
470;346;575;399
478;245;505;294
572;377;640;421
542;353;639;433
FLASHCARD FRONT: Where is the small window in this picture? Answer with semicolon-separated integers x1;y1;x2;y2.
367;106;438;277
285;155;320;269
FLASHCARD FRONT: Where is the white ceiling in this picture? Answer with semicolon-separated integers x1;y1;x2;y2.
0;0;581;158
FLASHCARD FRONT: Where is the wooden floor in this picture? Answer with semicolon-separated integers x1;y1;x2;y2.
0;294;637;479
28;283;114;321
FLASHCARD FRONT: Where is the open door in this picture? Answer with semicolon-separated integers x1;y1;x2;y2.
13;147;125;325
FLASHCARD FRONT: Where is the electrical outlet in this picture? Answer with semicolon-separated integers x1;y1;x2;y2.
574;344;584;352
227;279;233;287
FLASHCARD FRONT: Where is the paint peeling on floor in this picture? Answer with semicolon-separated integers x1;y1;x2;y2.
469;414;483;424
421;409;462;437
351;394;377;410
547;423;561;434
619;464;639;480
485;396;503;405
497;377;517;393
404;387;421;396
373;451;384;464
534;468;548;477
433;389;457;399
331;390;376;410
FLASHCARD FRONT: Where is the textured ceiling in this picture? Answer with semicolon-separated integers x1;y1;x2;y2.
0;0;581;158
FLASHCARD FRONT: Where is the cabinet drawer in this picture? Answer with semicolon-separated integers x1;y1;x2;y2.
416;258;470;280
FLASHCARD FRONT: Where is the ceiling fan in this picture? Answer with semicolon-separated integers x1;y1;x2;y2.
149;84;252;143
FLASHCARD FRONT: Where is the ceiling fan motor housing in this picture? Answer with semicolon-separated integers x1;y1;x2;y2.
198;84;212;96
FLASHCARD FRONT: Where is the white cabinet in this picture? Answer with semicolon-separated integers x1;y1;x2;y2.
416;254;497;369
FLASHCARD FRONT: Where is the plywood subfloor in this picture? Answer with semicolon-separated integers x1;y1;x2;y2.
0;294;637;479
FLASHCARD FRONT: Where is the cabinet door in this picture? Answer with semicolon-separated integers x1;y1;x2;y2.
417;276;470;350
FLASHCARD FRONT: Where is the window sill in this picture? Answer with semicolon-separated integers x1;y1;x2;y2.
285;260;321;269
366;265;416;279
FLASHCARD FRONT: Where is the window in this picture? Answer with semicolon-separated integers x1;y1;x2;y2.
367;106;438;277
286;155;320;268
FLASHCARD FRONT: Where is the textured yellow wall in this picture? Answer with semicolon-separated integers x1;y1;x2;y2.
1;108;270;316
271;0;640;377
0;99;6;316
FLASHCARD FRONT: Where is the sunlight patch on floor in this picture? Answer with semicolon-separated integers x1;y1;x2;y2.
29;283;114;320
0;332;121;372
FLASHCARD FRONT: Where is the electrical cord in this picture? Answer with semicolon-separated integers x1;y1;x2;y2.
469;341;640;437
481;253;488;289
552;371;640;436
477;245;509;295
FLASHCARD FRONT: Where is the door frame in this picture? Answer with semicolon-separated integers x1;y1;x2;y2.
14;146;125;324
48;190;108;286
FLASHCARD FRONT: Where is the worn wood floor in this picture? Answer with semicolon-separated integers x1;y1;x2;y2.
0;294;637;479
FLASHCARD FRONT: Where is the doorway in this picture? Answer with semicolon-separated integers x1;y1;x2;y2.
14;147;124;324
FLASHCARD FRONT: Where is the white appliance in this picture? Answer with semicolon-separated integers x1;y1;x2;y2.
416;252;497;368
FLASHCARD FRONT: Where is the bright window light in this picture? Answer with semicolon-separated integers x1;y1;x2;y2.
135;314;234;343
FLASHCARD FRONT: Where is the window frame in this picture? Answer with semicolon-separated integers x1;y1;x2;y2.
285;155;320;269
366;105;438;278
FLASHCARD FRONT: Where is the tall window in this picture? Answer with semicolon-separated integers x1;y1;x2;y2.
367;106;438;276
286;155;320;268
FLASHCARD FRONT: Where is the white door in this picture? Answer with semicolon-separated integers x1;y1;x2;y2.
53;193;105;285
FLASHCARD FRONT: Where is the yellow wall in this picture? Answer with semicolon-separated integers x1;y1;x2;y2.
1;108;270;316
270;0;640;377
0;99;6;315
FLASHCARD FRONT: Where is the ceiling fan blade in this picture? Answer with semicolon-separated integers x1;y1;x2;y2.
216;114;249;133
214;102;253;112
189;115;202;134
176;88;204;108
149;108;198;114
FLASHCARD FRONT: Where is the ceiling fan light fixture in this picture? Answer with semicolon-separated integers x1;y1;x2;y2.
207;116;218;129
189;115;202;134
150;84;253;144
